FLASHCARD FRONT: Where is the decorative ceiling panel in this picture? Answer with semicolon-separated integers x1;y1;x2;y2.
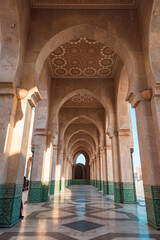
63;93;102;108
49;38;119;78
29;0;138;9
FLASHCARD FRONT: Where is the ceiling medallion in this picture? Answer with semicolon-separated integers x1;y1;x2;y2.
72;93;93;103
50;37;118;78
83;68;96;76
55;68;67;76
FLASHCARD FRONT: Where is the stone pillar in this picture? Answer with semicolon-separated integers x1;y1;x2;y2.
65;158;69;187
136;100;160;229
0;84;41;227
94;159;97;187
96;155;101;190
102;147;108;195
99;148;103;191
61;152;66;191
118;129;136;203
92;159;95;186
90;162;93;185
128;91;160;229
55;146;63;194
50;134;58;194
68;161;72;185
28;130;48;202
106;141;114;195
110;133;121;202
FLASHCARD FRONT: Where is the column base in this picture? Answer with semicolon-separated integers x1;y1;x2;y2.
108;181;114;195
103;181;108;195
114;182;136;203
50;180;55;195
97;180;101;190
144;185;160;230
28;181;50;202
71;179;90;185
60;179;66;192
0;184;22;227
101;181;104;191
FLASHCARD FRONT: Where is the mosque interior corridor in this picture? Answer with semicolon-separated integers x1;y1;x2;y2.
1;185;160;240
0;0;160;238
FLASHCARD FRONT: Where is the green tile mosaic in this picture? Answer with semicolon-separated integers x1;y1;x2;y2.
103;181;108;195
114;182;136;203
50;180;55;195
144;185;160;230
107;181;114;195
72;180;90;185
114;182;122;203
0;184;22;227
28;181;50;202
101;181;103;190
121;182;136;204
97;180;101;190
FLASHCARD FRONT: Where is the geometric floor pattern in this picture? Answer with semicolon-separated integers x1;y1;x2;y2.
0;185;160;240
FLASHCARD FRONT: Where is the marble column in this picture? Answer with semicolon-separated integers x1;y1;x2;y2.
110;133;121;202
50;144;58;195
0;84;40;227
135;98;160;229
28;130;48;202
106;141;114;195
61;152;66;191
55;146;63;194
96;155;101;190
68;161;72;185
102;147;108;195
99;148;104;191
118;129;136;203
65;158;69;187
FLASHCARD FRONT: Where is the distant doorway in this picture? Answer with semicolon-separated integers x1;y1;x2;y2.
75;165;83;179
73;163;86;179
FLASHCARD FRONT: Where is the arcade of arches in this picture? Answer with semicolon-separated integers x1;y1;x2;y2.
0;0;160;237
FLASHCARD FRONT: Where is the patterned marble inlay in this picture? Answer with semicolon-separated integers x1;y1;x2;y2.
29;0;138;9
49;38;119;78
63;220;104;232
1;185;160;239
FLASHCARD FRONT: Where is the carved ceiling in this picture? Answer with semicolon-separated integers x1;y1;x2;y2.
49;38;119;78
63;93;103;108
29;0;138;9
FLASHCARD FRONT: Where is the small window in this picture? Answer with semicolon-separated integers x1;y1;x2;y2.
76;154;86;165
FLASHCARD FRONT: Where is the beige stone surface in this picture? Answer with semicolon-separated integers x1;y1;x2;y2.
0;2;160;228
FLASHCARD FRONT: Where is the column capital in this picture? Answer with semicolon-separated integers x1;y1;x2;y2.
25;87;42;107
0;83;42;107
126;92;141;108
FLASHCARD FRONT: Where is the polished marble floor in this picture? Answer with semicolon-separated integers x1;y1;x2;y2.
0;185;160;240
